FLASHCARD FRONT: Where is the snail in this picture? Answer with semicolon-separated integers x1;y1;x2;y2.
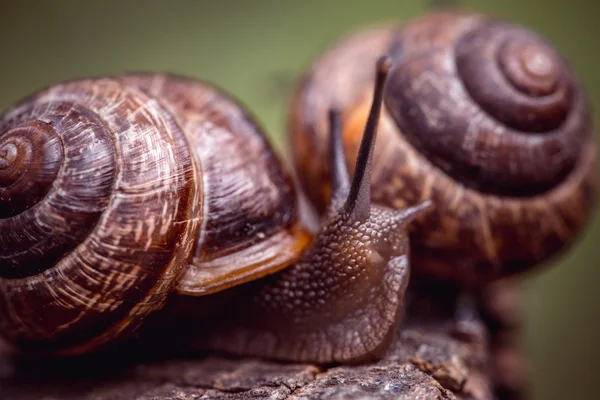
1;9;596;367
0;58;432;363
289;10;597;286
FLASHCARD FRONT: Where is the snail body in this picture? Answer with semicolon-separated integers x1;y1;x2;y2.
290;11;597;285
0;63;430;363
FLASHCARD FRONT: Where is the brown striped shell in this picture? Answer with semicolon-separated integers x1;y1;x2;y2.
289;11;597;285
0;73;310;354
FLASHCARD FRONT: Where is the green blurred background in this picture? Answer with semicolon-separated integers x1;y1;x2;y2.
1;1;598;398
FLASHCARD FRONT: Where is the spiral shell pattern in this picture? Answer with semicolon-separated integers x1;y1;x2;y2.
0;78;199;353
384;12;590;197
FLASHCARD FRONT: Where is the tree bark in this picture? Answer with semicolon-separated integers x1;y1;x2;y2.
0;280;526;400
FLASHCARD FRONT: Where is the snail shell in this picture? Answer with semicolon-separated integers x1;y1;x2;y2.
0;74;310;354
289;11;597;284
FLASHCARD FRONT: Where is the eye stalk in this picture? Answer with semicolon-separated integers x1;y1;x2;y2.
207;56;433;364
327;54;432;262
344;56;393;220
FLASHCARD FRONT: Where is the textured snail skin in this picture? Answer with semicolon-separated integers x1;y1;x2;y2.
207;202;430;363
207;64;434;362
0;74;309;355
289;11;597;285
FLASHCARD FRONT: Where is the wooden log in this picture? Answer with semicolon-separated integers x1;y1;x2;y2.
0;284;506;400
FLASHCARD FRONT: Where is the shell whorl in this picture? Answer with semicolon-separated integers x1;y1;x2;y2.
0;120;63;219
384;12;590;196
0;78;199;353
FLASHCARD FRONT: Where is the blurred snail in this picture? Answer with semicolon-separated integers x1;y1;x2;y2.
0;59;432;363
290;10;597;286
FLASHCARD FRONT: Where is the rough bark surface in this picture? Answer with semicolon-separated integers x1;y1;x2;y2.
0;318;495;399
0;278;529;400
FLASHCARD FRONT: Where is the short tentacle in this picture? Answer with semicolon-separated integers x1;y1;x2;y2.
328;107;351;207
